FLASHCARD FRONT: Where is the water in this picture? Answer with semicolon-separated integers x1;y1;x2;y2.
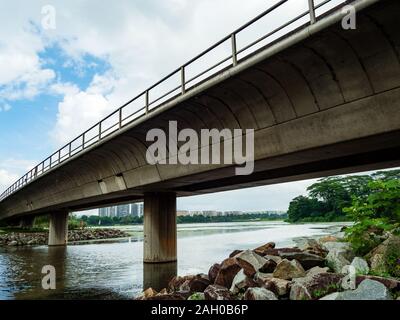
0;221;346;300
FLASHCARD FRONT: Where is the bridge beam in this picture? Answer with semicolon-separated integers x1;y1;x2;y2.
19;216;35;229
48;211;69;246
143;192;177;263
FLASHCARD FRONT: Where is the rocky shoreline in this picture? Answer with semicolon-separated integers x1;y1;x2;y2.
137;231;400;300
0;228;130;246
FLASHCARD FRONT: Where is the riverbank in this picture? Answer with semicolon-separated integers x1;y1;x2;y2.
0;228;130;246
137;229;400;300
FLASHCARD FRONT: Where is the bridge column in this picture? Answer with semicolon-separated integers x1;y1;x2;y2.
143;192;177;263
19;216;35;229
48;211;69;246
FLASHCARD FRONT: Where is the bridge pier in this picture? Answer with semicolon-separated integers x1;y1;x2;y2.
48;211;69;246
143;192;177;263
19;216;35;229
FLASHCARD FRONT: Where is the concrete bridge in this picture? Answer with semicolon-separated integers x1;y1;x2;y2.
1;0;399;264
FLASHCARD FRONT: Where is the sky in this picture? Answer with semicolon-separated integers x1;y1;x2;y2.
0;0;379;214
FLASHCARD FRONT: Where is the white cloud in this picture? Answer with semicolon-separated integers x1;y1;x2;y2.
0;158;37;194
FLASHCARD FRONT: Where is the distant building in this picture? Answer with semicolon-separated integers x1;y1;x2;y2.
99;202;144;218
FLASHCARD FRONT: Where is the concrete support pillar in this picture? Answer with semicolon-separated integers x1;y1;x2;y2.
143;192;177;263
48;211;69;246
19;216;35;229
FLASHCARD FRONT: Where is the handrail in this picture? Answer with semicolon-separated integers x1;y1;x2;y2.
0;0;349;201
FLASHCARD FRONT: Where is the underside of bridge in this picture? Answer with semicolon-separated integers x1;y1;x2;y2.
1;0;400;263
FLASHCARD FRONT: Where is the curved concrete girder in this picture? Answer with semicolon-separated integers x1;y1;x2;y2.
199;94;241;129
242;67;296;123
260;58;319;117
183;100;226;130
283;45;345;110
339;14;400;93
307;31;374;101
209;81;261;130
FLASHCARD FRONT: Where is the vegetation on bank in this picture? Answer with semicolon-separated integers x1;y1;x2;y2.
286;170;400;223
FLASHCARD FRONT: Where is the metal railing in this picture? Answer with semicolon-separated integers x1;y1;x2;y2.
0;0;349;201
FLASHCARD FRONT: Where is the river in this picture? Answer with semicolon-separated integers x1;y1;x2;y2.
0;221;347;300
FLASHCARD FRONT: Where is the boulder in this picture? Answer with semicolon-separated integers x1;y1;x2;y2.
254;272;274;283
356;275;400;290
326;249;351;273
8;241;18;246
370;253;386;274
296;239;328;257
262;247;302;257
185;274;210;292
264;255;282;264
290;273;343;300
229;250;243;258
279;252;325;270
334;279;393;300
168;275;195;292
259;258;277;273
254;242;275;256
204;285;234;300
319;292;340;300
351;257;369;275
208;263;221;283
137;287;158;299
230;269;257;294
258;277;291;296
243;287;277;300
273;259;306;280
235;250;267;277
319;235;339;244
188;292;205;300
322;242;354;258
214;258;241;289
306;266;330;277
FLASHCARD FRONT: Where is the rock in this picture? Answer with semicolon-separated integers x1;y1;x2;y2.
306;266;330;277
192;274;210;292
356;275;400;290
319;235;339;244
8;241;18;246
262;247;302;257
254;242;275;256
290;273;343;300
258;277;291;296
273;259;306;280
243;287;277;300
146;293;186;300
157;288;168;295
214;258;241;289
370;254;386;274
367;235;400;277
336;279;393;300
319;292;340;300
326;249;351;273
296;239;328;257
279;252;325;270
254;272;274;283
264;255;282;264
229;250;243;258
323;242;354;260
208;263;221;283
168;275;194;292
204;285;234;300
142;287;158;299
235;250;267;277
188;292;205;300
230;269;257;294
351;257;369;275
259;258;277;273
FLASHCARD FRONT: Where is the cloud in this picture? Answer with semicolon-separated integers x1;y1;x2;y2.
0;158;37;194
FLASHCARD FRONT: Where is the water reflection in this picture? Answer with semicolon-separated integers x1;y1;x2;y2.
143;262;177;291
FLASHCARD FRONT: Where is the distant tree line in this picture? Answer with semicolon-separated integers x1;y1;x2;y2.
73;212;287;227
287;170;400;223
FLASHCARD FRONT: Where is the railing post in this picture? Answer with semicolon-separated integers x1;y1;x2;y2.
145;90;149;114
99;122;102;140
82;134;85;150
181;67;186;94
231;33;238;66
308;0;316;24
119;108;123;128
69;143;72;157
